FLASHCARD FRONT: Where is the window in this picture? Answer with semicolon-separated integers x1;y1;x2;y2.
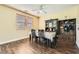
16;14;26;30
26;16;32;29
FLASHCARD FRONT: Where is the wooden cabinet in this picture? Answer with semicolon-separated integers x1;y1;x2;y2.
57;18;76;48
57;32;76;48
45;19;58;32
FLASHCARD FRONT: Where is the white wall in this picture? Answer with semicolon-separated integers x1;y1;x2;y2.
0;5;39;44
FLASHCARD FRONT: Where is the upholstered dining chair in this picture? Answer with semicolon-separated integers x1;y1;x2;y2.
31;29;38;43
38;30;48;47
52;30;59;48
31;29;36;42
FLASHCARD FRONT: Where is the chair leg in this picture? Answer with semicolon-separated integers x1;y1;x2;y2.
31;37;33;43
39;38;41;45
35;37;38;43
47;40;49;47
29;34;31;41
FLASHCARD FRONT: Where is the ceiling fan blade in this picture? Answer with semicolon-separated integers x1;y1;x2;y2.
28;5;47;14
40;5;43;10
42;10;47;14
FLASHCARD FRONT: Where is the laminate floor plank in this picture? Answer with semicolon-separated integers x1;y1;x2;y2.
0;39;79;54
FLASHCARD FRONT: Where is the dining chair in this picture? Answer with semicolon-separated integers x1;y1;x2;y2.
31;29;38;43
38;30;48;47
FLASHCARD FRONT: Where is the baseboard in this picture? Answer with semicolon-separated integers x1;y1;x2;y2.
0;35;29;45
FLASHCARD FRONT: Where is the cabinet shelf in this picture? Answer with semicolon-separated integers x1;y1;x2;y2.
45;19;58;32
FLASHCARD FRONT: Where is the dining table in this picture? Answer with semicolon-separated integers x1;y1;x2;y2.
44;32;56;42
35;30;56;47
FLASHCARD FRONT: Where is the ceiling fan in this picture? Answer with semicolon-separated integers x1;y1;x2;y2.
31;4;47;14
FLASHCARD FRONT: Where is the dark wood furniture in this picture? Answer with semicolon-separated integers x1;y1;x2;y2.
57;18;76;48
45;19;58;32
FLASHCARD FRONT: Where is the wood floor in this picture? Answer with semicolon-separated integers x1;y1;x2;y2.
0;38;79;54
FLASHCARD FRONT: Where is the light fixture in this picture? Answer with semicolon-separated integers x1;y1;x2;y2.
32;4;47;14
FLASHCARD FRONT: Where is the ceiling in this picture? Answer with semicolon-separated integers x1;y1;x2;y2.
8;4;78;16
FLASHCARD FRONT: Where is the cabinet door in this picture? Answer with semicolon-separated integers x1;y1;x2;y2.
45;19;58;32
57;19;76;48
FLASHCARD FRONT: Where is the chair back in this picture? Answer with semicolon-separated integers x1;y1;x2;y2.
38;30;45;38
31;29;36;37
